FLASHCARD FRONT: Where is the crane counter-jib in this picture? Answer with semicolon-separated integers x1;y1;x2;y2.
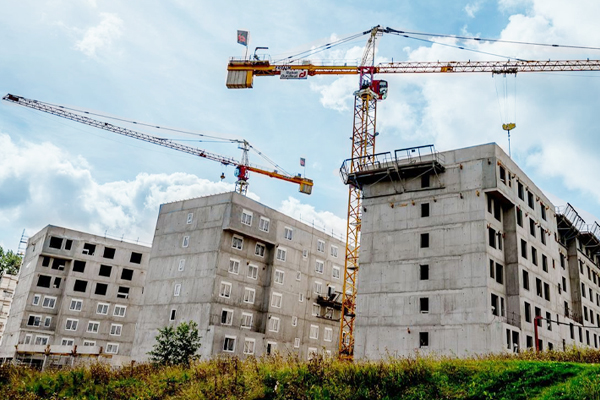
227;59;600;88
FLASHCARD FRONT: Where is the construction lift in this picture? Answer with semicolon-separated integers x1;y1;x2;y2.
2;94;314;196
226;26;600;360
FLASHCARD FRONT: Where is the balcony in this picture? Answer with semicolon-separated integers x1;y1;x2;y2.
340;145;445;189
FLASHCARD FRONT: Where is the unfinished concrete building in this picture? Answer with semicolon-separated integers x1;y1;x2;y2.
132;192;344;361
0;273;18;344
343;143;600;358
0;226;150;367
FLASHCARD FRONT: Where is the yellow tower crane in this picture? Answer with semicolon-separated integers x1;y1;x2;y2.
3;93;314;196
226;26;600;361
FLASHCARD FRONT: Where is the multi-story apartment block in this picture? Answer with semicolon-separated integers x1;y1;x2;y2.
342;143;600;358
0;273;18;343
132;192;344;361
0;226;149;367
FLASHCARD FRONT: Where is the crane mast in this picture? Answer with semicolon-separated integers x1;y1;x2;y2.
226;27;600;361
3;94;313;195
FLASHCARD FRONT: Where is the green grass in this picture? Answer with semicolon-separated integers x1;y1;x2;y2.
2;348;600;399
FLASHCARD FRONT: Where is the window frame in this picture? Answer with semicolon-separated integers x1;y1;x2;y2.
219;281;232;298
241;209;253;226
271;292;283;308
69;299;83;312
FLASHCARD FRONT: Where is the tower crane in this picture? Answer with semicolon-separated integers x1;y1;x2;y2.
2;93;313;196
226;26;600;360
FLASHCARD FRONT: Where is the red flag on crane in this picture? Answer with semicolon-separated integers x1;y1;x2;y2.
237;30;248;47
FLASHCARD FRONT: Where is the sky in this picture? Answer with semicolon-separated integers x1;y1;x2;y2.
1;0;600;251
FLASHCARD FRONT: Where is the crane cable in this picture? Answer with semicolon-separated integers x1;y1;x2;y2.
22;98;294;175
385;28;600;52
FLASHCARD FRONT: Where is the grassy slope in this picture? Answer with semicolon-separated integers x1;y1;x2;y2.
2;350;600;399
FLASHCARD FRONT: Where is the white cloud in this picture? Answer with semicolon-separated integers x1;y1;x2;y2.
75;12;123;57
310;76;356;112
0;133;249;247
498;0;532;12
278;197;346;240
465;1;483;18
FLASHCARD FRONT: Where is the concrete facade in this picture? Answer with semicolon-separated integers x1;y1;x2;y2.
132;192;344;361
0;273;18;344
0;225;150;367
351;143;600;358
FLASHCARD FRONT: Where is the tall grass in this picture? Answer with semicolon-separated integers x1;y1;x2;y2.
1;347;600;399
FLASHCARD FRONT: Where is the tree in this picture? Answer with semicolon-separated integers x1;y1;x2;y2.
0;246;21;276
148;320;202;366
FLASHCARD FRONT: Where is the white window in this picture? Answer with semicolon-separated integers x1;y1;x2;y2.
229;258;240;274
259;217;270;232
27;315;42;327
44;316;52;327
34;336;49;345
294;337;301;348
271;292;282;308
232;235;243;250
87;321;100;333
110;324;122;336
241;209;253;226
303;249;308;258
274;269;285;284
61;338;74;346
284;227;293;240
312;304;320;316
178;259;185;271
314;281;322;294
308;347;318;360
174;283;181;297
255;243;266;257
223;336;236;352
243;338;255;355
42;296;56;309
330;245;338;258
106;343;119;354
221;308;233;325
32;294;41;306
310;325;319;339
292;316;298;326
317;240;325;253
269;316;280;332
243;287;255;304
83;340;96;347
186;212;193;224
296;271;302;281
65;318;79;331
332;266;341;279
23;334;32;345
69;299;83;312
315;260;324;274
220;282;232;298
299;293;304;302
248;264;258;280
276;247;287;262
182;236;189;248
241;312;253;329
96;302;109;315
324;327;333;342
113;305;127;317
